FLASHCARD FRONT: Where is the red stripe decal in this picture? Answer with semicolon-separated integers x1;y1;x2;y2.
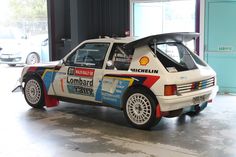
143;76;160;88
28;67;38;72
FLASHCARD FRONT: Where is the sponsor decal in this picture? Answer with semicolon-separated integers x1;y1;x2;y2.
67;84;94;96
104;74;160;88
139;56;149;66
101;79;131;107
130;68;158;74
99;74;160;107
67;77;93;87
68;67;94;77
67;67;95;97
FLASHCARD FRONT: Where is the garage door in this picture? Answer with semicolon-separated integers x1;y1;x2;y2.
205;0;236;93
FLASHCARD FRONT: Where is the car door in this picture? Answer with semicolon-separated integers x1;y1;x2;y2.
99;43;134;108
52;42;110;102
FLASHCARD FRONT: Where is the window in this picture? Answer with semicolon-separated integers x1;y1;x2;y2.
106;43;133;71
132;0;196;37
151;42;206;72
66;43;110;69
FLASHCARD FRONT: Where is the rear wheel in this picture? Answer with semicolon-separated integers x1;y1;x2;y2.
123;88;161;130
26;53;40;65
24;76;45;108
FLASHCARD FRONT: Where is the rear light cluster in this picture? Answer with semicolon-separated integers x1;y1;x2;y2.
177;77;215;94
164;85;177;96
164;77;215;96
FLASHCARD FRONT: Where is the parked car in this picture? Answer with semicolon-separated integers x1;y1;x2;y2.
15;32;218;129
0;27;49;66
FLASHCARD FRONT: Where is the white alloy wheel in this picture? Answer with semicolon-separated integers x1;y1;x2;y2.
27;53;39;65
25;79;42;105
126;93;152;125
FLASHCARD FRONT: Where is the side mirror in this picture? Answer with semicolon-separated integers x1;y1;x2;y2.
61;59;66;65
106;60;113;67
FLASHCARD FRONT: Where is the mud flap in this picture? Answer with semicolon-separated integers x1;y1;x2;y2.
43;84;59;108
156;104;162;118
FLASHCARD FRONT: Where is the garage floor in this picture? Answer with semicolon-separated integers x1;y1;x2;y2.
0;65;236;157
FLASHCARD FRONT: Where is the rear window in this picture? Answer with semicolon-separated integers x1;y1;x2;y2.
151;42;206;72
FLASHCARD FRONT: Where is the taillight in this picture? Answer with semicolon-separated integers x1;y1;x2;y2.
164;85;177;96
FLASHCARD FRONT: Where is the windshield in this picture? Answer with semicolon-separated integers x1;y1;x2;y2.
151;42;206;72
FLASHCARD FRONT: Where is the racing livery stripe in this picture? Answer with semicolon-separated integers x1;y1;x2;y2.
54;66;62;71
28;67;38;72
142;75;160;88
26;66;60;92
104;74;160;88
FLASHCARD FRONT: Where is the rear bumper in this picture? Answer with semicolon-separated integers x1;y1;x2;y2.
158;85;219;112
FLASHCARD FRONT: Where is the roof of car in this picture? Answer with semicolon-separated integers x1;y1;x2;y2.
84;36;136;44
83;32;199;49
123;32;199;50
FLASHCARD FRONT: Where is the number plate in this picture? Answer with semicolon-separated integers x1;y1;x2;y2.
193;95;206;104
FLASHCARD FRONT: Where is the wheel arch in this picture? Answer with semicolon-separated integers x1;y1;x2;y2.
22;72;59;108
121;84;158;110
22;72;43;86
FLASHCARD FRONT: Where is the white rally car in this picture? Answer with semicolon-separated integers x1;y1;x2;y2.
16;32;218;129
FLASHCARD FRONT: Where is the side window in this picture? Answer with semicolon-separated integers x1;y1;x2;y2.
66;43;110;69
106;43;133;71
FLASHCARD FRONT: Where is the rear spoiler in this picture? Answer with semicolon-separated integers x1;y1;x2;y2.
123;32;199;50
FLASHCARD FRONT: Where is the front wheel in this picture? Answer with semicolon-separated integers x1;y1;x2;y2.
24;76;45;108
123;88;161;130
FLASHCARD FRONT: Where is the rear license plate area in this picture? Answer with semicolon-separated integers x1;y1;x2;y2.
193;95;206;104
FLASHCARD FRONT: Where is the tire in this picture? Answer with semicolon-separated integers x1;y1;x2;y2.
26;53;40;65
123;88;161;130
8;64;16;67
24;76;45;108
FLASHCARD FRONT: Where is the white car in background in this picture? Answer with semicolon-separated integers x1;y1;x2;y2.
0;27;49;66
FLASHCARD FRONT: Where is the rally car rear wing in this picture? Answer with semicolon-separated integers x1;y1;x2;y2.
123;32;199;51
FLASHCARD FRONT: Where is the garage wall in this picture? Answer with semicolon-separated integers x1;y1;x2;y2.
205;0;236;93
48;0;129;60
47;0;71;61
71;0;129;47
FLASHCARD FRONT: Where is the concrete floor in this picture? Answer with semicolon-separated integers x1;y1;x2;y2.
0;64;236;157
